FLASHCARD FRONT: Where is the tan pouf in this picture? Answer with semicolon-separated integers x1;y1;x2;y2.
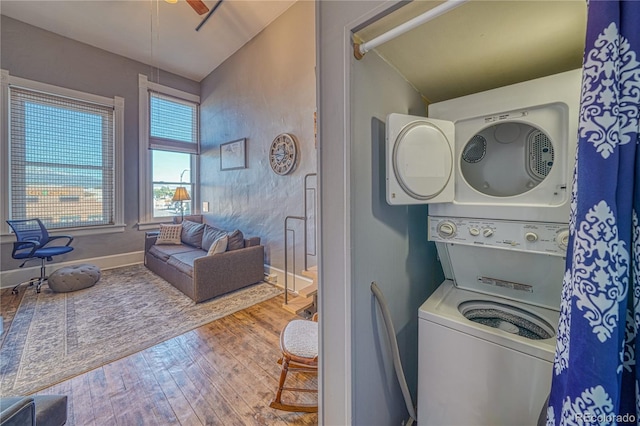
48;264;101;293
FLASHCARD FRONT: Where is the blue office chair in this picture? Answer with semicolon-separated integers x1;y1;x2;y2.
6;219;74;294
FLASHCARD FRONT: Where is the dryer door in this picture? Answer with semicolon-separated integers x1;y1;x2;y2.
386;113;455;205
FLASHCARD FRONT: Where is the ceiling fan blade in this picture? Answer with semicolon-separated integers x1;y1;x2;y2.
187;0;209;15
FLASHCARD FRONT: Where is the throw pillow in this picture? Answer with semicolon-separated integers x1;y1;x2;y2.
155;224;183;245
226;229;245;251
181;220;205;248
207;235;228;256
201;225;228;251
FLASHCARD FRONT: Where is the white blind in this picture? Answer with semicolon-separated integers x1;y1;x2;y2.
9;87;115;229
149;91;199;154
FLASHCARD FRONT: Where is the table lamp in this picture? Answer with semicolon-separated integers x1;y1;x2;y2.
172;186;191;221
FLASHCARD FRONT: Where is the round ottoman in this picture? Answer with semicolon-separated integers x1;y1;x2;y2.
48;264;101;293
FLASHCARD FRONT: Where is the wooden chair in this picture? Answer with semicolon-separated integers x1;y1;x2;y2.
270;314;318;413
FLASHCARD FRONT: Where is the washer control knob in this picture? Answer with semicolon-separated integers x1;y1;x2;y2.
437;221;457;238
525;232;538;242
556;229;570;250
482;228;494;238
469;227;480;236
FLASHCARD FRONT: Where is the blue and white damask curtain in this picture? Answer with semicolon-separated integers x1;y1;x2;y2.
547;1;640;425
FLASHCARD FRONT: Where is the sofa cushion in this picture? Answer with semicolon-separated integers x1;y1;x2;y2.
148;244;201;262
166;250;207;277
201;225;228;252
181;220;205;248
227;229;245;251
156;224;182;245
207;235;228;256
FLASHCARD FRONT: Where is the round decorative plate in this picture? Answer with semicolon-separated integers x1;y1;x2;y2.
269;133;298;175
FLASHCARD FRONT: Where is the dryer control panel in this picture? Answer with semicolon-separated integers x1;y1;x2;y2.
428;216;569;256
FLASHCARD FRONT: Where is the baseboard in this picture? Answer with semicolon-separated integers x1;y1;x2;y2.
263;264;313;293
1;251;144;289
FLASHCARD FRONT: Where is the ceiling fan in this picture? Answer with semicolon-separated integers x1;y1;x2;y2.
185;0;209;15
166;0;223;31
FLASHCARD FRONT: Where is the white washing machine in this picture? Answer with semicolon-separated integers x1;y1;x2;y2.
418;216;565;425
386;69;581;222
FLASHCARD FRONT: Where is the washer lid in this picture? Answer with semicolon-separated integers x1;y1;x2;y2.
386;114;455;205
442;242;565;311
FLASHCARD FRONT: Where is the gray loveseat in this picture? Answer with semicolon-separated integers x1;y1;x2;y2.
144;215;265;303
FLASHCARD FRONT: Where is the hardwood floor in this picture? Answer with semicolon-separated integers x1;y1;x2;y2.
1;289;318;425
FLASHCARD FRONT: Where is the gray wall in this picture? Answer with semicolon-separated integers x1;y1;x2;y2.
318;1;442;424
350;50;443;425
199;1;316;275
0;16;199;278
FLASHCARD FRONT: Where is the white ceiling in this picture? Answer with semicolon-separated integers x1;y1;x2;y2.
0;0;297;82
356;0;587;103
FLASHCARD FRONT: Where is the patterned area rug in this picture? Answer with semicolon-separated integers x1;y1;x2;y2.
0;264;281;396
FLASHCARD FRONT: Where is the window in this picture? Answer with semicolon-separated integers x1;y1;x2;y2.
138;75;200;226
1;70;124;234
152;150;192;218
149;91;199;154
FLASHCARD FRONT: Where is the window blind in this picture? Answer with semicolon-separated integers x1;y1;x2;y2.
149;91;199;154
9;87;115;229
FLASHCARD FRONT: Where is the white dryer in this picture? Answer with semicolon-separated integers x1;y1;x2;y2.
386;69;581;223
418;216;566;425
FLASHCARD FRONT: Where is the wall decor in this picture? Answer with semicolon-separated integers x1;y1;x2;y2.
220;138;247;170
269;133;299;175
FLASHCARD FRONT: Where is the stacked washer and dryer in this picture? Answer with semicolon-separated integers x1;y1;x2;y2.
386;70;581;425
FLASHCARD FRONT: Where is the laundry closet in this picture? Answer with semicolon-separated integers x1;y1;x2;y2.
317;1;588;425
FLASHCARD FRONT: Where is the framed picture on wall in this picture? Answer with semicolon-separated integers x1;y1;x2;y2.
220;138;247;170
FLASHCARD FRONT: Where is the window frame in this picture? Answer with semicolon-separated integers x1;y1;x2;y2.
138;74;200;228
0;69;125;238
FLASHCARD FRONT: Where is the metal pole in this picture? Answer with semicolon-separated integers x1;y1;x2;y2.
356;0;469;58
303;173;317;270
284;215;305;305
195;0;224;32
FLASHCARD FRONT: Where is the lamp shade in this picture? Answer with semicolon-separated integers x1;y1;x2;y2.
172;186;191;202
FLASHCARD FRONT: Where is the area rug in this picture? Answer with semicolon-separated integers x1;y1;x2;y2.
0;264;282;396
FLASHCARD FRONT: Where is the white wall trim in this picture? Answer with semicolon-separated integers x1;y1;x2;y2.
263;264;313;292
0;223;125;243
3;71;118;107
1;70;9;236
138;74;152;226
1;251;144;289
143;75;200;103
0;69;125;235
137;74;200;228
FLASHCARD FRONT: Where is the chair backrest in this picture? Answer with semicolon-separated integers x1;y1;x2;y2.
6;219;50;249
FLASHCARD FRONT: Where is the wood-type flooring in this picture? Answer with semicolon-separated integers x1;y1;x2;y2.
1;288;317;425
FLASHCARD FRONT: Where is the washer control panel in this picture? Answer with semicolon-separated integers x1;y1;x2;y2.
429;216;569;256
